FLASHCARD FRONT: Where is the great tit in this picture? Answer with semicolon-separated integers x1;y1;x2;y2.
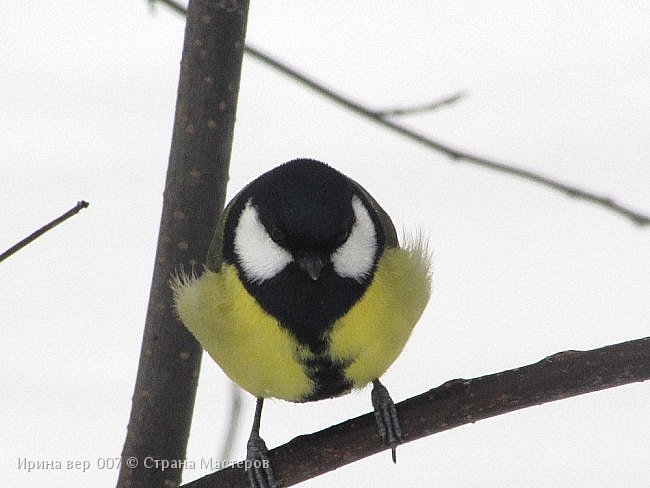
173;158;431;487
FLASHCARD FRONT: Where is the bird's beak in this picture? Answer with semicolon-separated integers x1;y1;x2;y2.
298;256;324;281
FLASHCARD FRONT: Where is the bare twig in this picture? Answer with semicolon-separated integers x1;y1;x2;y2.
243;45;650;226
151;0;650;226
218;382;243;462
181;336;650;487
371;90;466;117
148;0;186;15
0;201;89;263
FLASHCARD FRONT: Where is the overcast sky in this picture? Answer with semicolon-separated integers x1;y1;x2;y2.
2;2;649;487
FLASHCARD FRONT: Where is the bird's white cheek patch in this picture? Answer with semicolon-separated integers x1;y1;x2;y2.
332;196;378;282
234;200;293;284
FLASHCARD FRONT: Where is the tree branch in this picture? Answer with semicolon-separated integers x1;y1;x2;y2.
181;336;650;487
149;0;186;15
370;90;466;117
150;0;650;227
243;45;649;226
117;1;249;486
0;200;89;263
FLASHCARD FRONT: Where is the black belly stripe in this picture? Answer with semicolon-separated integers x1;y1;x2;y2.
301;353;353;402
237;262;372;401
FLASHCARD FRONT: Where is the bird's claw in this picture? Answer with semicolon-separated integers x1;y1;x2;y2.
246;433;278;488
371;380;402;463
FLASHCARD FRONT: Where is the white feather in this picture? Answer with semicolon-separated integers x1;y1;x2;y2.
234;200;293;284
331;195;378;282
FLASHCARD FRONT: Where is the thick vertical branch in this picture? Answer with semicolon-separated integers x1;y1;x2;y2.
117;1;249;487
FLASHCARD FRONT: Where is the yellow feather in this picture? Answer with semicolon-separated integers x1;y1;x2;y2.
172;265;314;401
328;235;432;388
171;234;431;401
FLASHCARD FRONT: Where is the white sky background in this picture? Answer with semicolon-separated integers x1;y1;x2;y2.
2;1;649;486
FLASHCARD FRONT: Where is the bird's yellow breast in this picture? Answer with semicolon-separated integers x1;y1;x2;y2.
329;242;431;388
173;239;431;402
174;264;314;401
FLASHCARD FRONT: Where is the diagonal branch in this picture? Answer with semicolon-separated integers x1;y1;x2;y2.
149;0;186;15
0;200;89;263
151;0;650;227
243;45;650;226
369;90;466;117
181;336;650;487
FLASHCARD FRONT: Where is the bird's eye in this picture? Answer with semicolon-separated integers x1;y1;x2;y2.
335;229;350;246
270;226;286;244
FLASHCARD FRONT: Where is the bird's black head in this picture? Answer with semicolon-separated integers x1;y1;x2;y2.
253;159;356;260
222;158;387;347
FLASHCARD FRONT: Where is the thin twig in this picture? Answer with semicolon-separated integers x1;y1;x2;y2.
218;382;243;462
371;90;466;117
0;201;89;263
244;45;650;226
151;0;650;227
148;0;186;15
181;336;650;487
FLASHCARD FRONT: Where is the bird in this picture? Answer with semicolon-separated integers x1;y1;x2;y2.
173;158;431;487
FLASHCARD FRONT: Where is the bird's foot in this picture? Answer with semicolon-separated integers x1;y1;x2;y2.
246;432;277;488
371;379;402;463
